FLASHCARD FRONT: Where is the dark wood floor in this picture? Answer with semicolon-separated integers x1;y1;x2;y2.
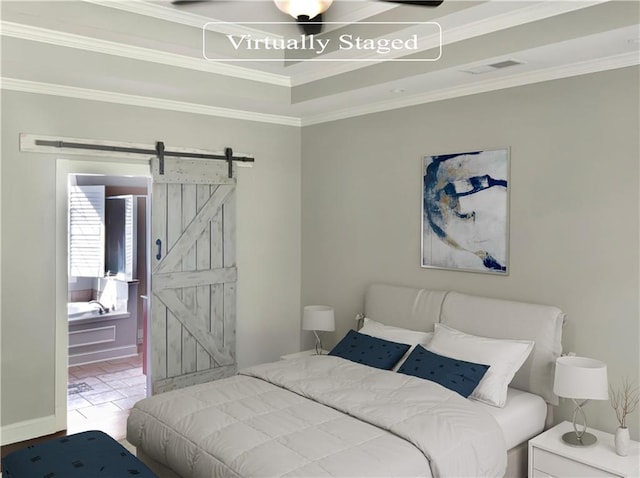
1;430;68;470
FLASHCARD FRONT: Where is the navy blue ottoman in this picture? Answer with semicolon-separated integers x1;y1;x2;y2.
1;430;157;477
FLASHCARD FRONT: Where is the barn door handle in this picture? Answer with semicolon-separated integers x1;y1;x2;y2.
155;239;162;260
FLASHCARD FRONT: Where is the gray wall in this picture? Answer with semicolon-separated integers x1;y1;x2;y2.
2;66;638;441
1;91;302;427
301;67;640;439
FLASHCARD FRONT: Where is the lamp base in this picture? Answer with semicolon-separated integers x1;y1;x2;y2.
561;431;597;447
313;331;323;355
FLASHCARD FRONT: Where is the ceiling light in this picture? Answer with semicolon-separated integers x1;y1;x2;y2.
274;0;333;21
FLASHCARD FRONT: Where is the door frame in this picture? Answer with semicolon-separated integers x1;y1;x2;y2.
55;159;151;432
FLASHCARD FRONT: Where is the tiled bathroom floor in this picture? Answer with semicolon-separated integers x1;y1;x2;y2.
67;354;147;441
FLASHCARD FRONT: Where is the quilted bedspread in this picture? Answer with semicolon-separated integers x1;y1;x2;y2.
127;356;506;478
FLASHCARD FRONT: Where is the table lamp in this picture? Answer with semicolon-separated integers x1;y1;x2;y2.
302;305;335;354
553;355;608;446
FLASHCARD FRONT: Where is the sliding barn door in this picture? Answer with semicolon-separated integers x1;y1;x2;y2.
150;158;237;394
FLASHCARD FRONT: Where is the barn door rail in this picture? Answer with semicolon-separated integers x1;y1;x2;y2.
23;134;254;179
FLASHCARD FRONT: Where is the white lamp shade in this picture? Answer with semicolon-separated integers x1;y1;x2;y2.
273;0;333;20
553;356;608;400
302;305;335;332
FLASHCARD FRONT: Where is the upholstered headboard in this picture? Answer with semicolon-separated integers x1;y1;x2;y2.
364;284;565;405
364;283;447;332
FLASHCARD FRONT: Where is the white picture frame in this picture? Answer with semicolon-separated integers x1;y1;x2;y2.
421;148;510;274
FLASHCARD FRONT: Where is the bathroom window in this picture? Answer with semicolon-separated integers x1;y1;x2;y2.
68;185;105;277
106;195;136;281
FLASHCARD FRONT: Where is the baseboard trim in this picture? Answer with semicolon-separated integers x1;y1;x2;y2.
1;415;60;446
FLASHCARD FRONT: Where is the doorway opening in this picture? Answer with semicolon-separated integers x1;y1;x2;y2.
65;173;151;440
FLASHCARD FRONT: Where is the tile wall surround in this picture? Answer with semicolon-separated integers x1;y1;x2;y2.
68;289;93;302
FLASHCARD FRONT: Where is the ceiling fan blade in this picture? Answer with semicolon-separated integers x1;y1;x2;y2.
171;0;323;36
296;13;323;36
171;0;212;4
380;0;444;6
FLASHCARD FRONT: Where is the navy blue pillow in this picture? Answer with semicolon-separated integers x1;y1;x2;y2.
397;345;489;398
329;330;410;370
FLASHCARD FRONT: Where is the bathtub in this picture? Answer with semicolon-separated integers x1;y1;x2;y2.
67;300;137;366
67;301;128;322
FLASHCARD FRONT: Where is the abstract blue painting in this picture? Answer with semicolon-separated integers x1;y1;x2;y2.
422;148;509;274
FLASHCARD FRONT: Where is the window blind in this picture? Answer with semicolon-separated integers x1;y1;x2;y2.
69;185;105;277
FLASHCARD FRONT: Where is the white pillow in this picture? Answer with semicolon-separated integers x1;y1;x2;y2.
440;291;564;405
426;323;534;407
359;318;433;371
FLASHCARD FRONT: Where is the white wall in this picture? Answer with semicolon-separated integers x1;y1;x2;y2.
1;91;301;434
301;67;640;439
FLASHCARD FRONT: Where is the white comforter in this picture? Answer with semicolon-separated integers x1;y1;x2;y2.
127;356;506;478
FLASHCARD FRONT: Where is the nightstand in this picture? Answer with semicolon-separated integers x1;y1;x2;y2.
280;349;328;360
528;421;640;477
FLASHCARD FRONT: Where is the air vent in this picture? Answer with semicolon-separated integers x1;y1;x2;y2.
489;60;523;69
462;59;525;75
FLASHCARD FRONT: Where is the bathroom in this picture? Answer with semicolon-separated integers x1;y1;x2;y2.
67;276;140;366
67;173;149;366
66;173;150;437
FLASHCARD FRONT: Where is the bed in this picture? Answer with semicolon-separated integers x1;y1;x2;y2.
127;284;565;478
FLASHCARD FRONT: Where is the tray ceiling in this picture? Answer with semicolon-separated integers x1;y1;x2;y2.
1;0;638;125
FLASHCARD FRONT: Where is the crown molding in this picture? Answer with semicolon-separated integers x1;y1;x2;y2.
1;1;609;88
300;51;640;126
1;77;301;127
2;52;635;129
288;0;607;85
0;21;291;87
